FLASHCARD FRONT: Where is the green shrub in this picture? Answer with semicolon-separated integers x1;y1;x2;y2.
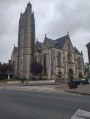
70;75;73;80
79;74;83;78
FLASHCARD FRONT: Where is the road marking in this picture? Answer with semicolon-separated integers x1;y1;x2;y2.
71;109;90;119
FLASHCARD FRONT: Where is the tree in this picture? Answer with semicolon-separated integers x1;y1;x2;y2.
0;63;8;79
84;62;90;78
0;63;3;79
0;63;2;73
85;62;89;73
30;61;43;78
8;63;13;71
0;63;13;80
7;63;13;79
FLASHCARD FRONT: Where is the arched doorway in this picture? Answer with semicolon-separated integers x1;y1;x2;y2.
68;69;73;80
79;72;83;78
43;54;46;74
57;71;62;83
58;71;62;77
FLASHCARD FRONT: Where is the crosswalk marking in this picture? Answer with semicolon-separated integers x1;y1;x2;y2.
71;109;90;119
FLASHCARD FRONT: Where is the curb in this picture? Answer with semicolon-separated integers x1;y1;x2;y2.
65;91;90;96
22;83;65;86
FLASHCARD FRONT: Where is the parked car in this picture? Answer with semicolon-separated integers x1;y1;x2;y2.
68;79;80;85
79;78;89;84
87;78;90;84
68;78;89;85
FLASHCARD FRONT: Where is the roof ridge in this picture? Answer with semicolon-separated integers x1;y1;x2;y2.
46;36;53;41
55;34;68;41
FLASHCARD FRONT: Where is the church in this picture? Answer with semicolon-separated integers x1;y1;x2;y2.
11;2;84;82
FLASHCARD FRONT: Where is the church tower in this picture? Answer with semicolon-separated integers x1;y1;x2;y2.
17;2;35;79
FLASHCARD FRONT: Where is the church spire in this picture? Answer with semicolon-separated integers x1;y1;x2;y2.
27;1;31;7
26;1;32;13
20;12;22;17
45;34;47;38
67;32;69;36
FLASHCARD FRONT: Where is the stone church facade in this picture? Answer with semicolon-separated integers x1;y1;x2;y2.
11;2;84;81
86;42;90;64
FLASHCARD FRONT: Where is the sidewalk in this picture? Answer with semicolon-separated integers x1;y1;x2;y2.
7;80;55;85
0;81;90;95
54;84;90;95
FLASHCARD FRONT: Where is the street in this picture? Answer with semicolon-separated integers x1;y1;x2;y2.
0;89;90;119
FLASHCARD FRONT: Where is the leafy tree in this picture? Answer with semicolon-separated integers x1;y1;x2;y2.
0;63;7;79
0;63;3;79
84;62;89;73
69;75;73;80
0;63;13;80
7;63;13;72
79;74;83;78
0;63;2;73
30;61;43;77
7;63;13;79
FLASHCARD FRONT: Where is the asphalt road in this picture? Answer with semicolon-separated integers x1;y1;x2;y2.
0;89;90;119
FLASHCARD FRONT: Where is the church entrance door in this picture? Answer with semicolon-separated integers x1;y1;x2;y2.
79;72;83;78
68;69;73;80
57;71;62;82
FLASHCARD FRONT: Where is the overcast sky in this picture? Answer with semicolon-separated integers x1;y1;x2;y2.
0;0;90;63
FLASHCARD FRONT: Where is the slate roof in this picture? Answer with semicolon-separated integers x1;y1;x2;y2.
53;35;69;49
13;47;18;54
46;37;53;44
86;42;90;47
73;47;81;54
35;34;81;55
37;41;42;47
35;41;43;52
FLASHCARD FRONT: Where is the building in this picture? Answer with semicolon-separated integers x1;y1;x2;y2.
11;2;84;81
86;42;90;76
11;2;35;79
11;45;18;77
86;42;90;64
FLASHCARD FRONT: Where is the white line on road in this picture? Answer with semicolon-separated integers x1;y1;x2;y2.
71;109;90;119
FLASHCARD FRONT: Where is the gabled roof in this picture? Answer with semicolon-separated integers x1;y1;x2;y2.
35;34;81;55
44;34;53;45
53;35;69;49
46;37;53;44
13;45;18;54
13;47;18;54
86;42;90;47
36;41;42;47
35;41;43;52
73;47;81;54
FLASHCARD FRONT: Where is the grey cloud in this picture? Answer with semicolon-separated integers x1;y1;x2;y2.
44;0;90;37
0;0;90;63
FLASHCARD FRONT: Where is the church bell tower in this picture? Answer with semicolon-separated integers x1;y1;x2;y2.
17;2;35;79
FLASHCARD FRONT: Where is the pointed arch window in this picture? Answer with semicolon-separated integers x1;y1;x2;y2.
68;43;70;51
77;58;81;68
57;53;61;66
21;59;22;64
34;56;37;62
67;53;72;62
43;54;47;74
52;50;55;59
